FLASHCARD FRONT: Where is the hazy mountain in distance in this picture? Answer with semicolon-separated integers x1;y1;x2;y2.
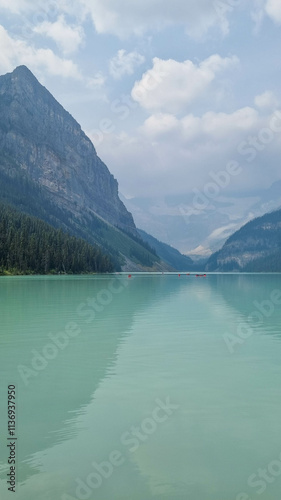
205;207;281;272
137;228;194;271
121;185;281;257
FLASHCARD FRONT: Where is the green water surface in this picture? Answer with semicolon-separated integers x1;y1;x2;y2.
1;274;281;500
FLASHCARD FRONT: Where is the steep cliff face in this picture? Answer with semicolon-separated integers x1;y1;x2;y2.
0;65;136;234
206;209;281;271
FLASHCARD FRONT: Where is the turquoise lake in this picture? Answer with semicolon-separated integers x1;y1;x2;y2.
1;273;281;500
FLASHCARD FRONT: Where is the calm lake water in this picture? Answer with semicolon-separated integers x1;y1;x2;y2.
1;273;281;500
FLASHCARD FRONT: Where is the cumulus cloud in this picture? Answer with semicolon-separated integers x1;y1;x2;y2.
81;0;232;38
109;49;145;79
0;25;81;79
265;0;281;23
96;106;281;199
1;0;280;38
140;113;181;138
141;108;259;146
0;0;31;13
131;55;239;114
33;15;84;55
255;91;279;109
86;72;106;89
0;0;82;16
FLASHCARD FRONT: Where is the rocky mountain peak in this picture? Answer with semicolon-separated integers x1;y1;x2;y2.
0;65;136;235
12;65;36;79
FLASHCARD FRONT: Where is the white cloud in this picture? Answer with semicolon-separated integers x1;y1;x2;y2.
255;91;279;109
0;25;81;79
34;15;84;55
265;0;281;23
96;105;281;199
0;0;83;17
141;107;259;143
199;107;259;136
109;50;145;80
86;72;106;89
0;0;31;13
140;113;181;138
131;55;239;114
81;0;232;38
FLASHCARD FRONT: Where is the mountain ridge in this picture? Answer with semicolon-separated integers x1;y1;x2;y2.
0;65;136;234
205;208;281;272
0;65;169;271
137;228;194;271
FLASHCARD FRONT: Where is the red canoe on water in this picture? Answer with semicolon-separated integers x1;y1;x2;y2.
196;274;207;277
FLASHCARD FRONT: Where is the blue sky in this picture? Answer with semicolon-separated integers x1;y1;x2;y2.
0;0;281;204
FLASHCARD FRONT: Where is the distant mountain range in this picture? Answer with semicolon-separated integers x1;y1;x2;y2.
122;182;281;257
2;66;279;274
206;208;281;272
0;66;190;272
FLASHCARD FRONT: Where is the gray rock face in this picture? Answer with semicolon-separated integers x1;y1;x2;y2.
0;65;136;234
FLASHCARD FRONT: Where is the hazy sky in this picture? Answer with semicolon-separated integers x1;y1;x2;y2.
1;0;281;201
